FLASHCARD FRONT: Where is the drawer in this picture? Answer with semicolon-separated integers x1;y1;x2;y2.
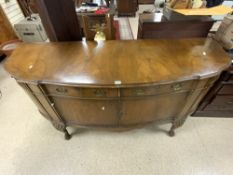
205;95;233;111
120;82;193;97
218;84;233;95
44;85;118;98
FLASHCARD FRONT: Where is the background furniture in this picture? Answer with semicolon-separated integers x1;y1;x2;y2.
5;39;230;139
193;63;233;117
138;13;214;39
36;0;82;41
82;14;115;40
116;0;138;17
76;4;116;27
138;0;155;4
76;0;114;7
17;0;38;17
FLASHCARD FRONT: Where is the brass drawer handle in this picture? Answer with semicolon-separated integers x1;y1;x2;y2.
55;87;68;94
134;89;145;96
172;84;182;91
94;89;106;97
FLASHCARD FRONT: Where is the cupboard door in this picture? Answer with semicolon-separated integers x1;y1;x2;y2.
50;97;119;126
120;92;188;125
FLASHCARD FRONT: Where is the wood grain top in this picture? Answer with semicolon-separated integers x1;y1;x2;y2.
4;38;231;87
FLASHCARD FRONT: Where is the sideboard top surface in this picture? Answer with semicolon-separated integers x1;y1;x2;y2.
4;38;231;87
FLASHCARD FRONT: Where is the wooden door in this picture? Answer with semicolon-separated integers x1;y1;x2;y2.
50;97;119;126
119;90;189;125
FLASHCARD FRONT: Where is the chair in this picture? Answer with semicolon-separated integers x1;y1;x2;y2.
82;14;115;40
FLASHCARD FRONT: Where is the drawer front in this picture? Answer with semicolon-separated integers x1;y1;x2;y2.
218;84;233;95
43;85;118;98
121;81;193;97
205;95;233;111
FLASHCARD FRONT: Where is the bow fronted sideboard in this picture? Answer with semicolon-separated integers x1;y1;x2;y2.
4;39;231;139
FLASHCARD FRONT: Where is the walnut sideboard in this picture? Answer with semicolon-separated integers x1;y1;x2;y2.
4;39;231;140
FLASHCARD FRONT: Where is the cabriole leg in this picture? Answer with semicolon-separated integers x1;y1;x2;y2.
168;118;186;137
64;128;71;140
168;125;175;137
52;121;72;140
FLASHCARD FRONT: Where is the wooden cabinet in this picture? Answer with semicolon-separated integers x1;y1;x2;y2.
138;13;214;39
117;0;138;17
193;64;233;117
138;0;155;4
36;0;82;41
4;39;230;139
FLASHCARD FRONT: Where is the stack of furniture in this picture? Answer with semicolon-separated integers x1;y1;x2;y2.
117;0;138;17
137;13;214;39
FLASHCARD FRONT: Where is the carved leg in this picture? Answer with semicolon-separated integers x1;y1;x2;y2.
168;125;175;137
52;121;71;140
168;118;186;137
64;128;71;140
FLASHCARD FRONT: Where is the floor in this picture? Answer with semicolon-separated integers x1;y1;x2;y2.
118;4;162;40
1;4;233;175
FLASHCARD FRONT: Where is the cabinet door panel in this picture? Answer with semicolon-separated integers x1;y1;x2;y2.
50;97;119;126
120;92;188;125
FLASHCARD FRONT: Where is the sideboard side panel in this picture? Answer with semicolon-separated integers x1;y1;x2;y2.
175;77;219;121
18;83;51;120
27;84;66;125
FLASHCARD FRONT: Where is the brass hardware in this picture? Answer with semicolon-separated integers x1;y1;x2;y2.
94;89;106;97
172;84;182;91
135;89;145;96
92;24;106;41
56;87;68;93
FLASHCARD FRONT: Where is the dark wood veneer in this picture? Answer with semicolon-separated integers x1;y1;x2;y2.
117;0;138;17
36;0;82;41
138;14;214;39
